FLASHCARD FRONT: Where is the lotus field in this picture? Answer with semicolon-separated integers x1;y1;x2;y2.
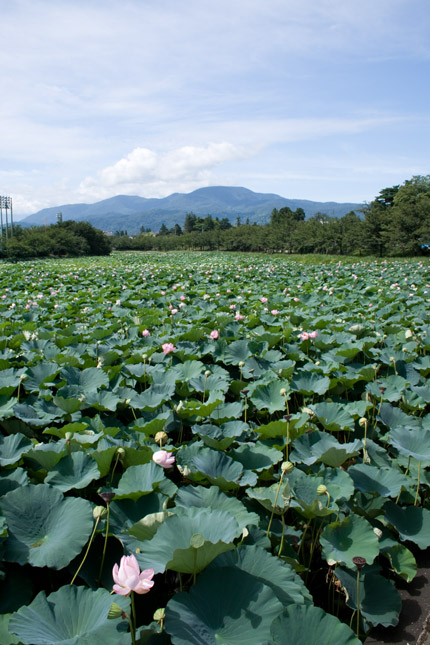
1;251;430;644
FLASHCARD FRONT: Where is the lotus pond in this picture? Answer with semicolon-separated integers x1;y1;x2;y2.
0;251;429;644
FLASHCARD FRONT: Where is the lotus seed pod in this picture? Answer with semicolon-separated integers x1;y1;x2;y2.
93;505;107;520
317;484;328;495
280;388;287;396
155;431;168;445
142;354;148;361
117;447;125;456
352;556;367;570
65;432;73;441
239;361;245;367
281;461;294;474
358;417;367;427
204;370;211;377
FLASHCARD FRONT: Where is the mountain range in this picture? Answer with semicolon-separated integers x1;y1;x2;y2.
19;186;363;234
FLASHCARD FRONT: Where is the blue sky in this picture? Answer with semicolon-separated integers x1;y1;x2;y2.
1;0;429;218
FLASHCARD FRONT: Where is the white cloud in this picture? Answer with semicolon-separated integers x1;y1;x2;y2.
78;143;248;200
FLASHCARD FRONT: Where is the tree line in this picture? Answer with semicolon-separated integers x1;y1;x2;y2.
112;175;430;256
1;220;111;259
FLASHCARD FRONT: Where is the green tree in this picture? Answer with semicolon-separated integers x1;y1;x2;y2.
386;176;430;255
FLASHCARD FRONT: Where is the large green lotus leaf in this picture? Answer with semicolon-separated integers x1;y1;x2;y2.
320;515;380;568
229;442;282;472
60;366;109;392
189;372;230;394
310;402;355;432
223;339;253;365
0;368;25;395
366;375;409;402
0;395;18;419
114;462;166;500
9;586;128;645
384;502;430;549
165;567;283;645
209;400;243;423
290;431;361;467
85;390;122;411
208;545;312;606
131;382;176;411
192;449;256;490
0;433;33;466
0;484;93;568
378;402;421;431
411;385;430;403
250;381;290;413
178;396;224;420
0;467;28;497
25;440;69;471
44;452;101;492
347;464;409;498
388;426;430;461
13;399;65;427
318;467;355;503
24;362;61;392
271;605;360;645
335;566;401;627
88;445;117;477
380;542;417;582
172;360;205;381
139;507;241;573
255;412;310;440
247;482;290;514
175;485;259;529
290;373;330;396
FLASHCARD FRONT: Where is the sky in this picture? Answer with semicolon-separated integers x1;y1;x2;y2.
1;0;429;219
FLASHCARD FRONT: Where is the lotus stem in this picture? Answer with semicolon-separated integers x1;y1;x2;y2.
70;516;100;585
278;512;286;556
130;591;136;645
356;570;361;639
415;461;421;506
98;503;111;583
266;469;285;537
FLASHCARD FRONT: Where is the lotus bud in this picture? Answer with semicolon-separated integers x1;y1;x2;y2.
142;354;148;361
239;361;245;368
317;484;328;496
153;608;166;622
116;447;125;458
389;356;395;363
373;527;383;540
302;407;315;417
315;361;320;366
19;373;27;381
155;431;168;445
174;400;184;413
405;329;413;339
93;505;107;520
281;461;294;474
204;370;211;377
358;417;367;427
280;388;288;396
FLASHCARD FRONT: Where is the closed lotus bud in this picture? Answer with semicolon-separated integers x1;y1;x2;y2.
65;432;73;441
280;388;287;396
142;354;148;361
155;431;168;445
281;461;294;474
373;527;383;539
204;370;211;377
358;417;367;427
317;484;328;496
239;361;245;367
405;329;413;339
93;505;107;520
116;447;125;457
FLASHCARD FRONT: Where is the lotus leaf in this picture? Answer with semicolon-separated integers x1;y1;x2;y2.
320;515;380;568
0;484;94;568
270;604;360;644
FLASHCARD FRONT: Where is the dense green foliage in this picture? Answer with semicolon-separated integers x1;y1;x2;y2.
0;252;429;643
111;176;430;256
2;221;111;259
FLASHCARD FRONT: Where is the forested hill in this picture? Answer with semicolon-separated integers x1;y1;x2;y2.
19;186;362;233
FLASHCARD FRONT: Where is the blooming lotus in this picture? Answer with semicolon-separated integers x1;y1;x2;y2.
141;329;150;337
153;449;175;468
210;330;219;339
112;554;154;596
299;331;310;341
162;342;176;354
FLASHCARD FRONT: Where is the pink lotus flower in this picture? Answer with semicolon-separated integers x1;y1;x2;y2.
260;297;268;303
170;308;178;315
235;313;244;320
153;449;175;468
162;342;176;354
299;331;310;341
112;554;154;596
210;330;219;339
309;331;318;339
142;329;150;337
271;309;279;315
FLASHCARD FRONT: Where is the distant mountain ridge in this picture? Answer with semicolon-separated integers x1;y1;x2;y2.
20;186;363;234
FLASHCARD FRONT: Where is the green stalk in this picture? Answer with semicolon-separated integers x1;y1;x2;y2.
415;461;422;506
130;592;136;645
98;503;111;583
71;517;100;585
266;470;285;537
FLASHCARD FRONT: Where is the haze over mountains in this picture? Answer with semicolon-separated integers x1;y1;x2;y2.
20;186;363;234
